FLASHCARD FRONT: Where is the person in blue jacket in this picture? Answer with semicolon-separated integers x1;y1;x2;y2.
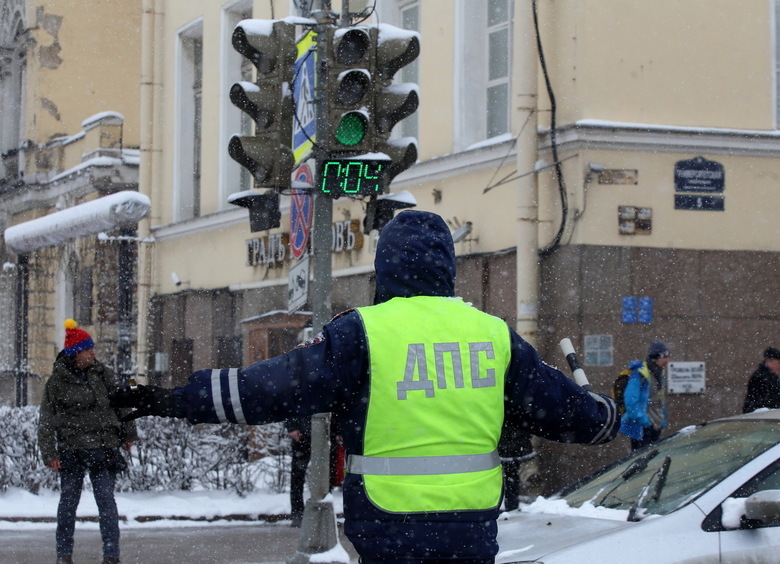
620;341;670;451
112;210;620;564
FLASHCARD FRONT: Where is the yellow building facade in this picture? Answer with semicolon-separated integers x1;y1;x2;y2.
3;0;780;490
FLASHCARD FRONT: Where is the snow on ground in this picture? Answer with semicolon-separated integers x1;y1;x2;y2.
0;487;344;530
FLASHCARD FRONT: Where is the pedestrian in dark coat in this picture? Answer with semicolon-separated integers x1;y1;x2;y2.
743;347;780;413
284;415;343;527
497;419;535;511
39;319;137;564
285;416;311;527
112;210;620;563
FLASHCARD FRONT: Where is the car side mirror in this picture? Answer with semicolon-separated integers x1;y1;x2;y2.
745;490;780;525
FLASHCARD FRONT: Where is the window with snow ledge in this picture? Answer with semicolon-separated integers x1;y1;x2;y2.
174;20;204;221
454;0;513;152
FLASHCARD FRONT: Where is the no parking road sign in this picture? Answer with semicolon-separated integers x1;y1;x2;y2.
290;165;313;260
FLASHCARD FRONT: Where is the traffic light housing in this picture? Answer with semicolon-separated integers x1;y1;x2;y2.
322;26;374;154
228;190;281;232
319;24;420;195
229;20;296;189
372;24;420;186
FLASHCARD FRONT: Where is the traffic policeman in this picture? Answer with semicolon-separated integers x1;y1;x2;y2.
112;210;620;563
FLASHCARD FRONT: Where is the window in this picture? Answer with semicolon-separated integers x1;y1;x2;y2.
486;0;512;138
73;266;93;324
221;1;253;208
0;8;27;183
455;0;514;150
175;21;204;221
584;334;613;366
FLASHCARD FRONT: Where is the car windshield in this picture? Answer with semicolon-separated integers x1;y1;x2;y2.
561;419;780;517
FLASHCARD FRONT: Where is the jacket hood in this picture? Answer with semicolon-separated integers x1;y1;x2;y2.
373;210;456;304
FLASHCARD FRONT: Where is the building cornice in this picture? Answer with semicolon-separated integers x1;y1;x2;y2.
544;120;780;157
151;120;780;240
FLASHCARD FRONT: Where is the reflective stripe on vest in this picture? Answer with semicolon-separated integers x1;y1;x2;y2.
356;296;510;514
347;450;500;476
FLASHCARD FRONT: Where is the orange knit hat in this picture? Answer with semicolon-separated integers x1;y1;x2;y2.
63;319;95;356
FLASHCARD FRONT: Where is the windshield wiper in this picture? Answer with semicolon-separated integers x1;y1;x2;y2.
596;448;660;508
627;455;672;522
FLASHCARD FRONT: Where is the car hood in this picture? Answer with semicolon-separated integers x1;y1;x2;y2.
495;511;635;563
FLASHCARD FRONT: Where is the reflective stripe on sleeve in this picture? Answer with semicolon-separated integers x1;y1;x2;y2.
227;368;246;424
210;369;227;422
347;450;500;476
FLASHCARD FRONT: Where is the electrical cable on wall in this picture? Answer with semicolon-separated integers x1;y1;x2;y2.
533;0;568;257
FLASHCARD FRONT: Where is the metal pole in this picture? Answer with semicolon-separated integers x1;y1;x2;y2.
287;194;339;564
117;227;134;383
288;7;340;563
14;254;29;407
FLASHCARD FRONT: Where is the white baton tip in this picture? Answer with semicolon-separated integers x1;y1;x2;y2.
560;338;575;356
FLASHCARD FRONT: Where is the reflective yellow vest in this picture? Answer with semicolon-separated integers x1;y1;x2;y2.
353;296;510;513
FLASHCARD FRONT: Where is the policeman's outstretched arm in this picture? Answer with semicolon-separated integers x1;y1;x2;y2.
110;385;181;422
110;317;366;426
506;331;621;445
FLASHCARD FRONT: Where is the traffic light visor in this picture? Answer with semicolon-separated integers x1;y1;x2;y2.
334;28;371;65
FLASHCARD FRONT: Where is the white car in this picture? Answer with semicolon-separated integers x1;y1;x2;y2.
496;409;780;563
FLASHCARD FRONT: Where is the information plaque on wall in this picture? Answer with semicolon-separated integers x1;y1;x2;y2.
667;361;706;394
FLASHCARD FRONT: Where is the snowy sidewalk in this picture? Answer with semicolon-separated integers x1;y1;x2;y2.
0;487;344;529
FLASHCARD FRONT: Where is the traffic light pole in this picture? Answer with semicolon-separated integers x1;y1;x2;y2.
287;194;339;564
288;9;340;564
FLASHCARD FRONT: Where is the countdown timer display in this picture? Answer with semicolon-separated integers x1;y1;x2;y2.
317;158;389;198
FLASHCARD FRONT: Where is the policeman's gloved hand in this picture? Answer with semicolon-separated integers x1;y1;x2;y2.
110;385;178;422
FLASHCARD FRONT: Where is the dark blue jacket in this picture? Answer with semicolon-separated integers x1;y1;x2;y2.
174;211;620;560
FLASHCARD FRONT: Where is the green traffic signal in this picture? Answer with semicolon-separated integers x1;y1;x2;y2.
335;112;368;146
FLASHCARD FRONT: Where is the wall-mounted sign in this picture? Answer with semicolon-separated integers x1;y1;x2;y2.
246;233;288;267
668;361;706;394
674;156;724;193
245;219;364;267
674;194;725;211
621;296;653;324
598;169;638;185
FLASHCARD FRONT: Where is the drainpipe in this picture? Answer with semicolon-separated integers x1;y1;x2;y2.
136;0;161;383
515;0;540;347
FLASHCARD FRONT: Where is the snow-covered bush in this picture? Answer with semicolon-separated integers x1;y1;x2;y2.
0;406;58;493
0;406;290;495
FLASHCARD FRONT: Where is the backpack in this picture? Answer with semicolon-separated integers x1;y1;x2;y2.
611;368;632;415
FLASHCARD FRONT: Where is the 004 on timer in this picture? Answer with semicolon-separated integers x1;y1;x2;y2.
318;159;386;197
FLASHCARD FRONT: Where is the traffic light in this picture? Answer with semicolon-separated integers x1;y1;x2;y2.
228;191;281;232
363;190;417;234
372;24;420;185
322;26;374;154
318;24;420;196
229;20;296;189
